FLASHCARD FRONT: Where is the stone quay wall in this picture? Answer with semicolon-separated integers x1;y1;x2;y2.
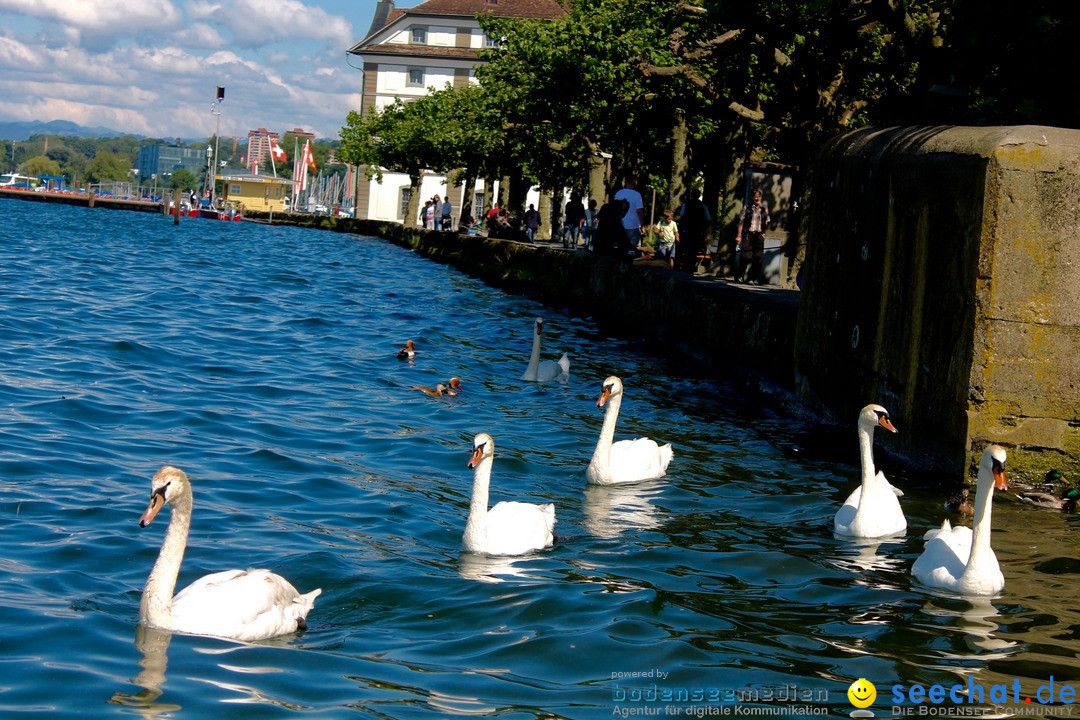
796;125;1080;478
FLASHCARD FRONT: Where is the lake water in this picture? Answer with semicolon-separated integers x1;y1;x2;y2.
1;198;1078;719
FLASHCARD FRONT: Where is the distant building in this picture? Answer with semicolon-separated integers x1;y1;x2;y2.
137;145;207;185
347;0;566;223
218;171;294;213
246;128;281;172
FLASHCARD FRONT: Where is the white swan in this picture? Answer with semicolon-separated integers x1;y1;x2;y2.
912;445;1009;595
834;403;907;537
463;433;555;555
138;466;321;641
521;317;570;382
586;376;673;485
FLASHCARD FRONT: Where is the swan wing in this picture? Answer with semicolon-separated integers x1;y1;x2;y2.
478;502;556;555
172;569;321;641
834;480;906;537
534;354;570;383
911;525;971;592
599;438;672;485
875;470;904;497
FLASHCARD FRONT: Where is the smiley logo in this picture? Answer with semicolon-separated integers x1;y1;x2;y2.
848;678;876;708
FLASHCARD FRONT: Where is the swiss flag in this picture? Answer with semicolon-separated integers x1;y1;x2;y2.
269;137;287;162
302;139;316;173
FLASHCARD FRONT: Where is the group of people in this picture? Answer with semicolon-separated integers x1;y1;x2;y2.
420;194;453;231
470;180;772;283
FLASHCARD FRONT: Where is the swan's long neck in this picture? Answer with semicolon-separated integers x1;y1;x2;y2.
140;492;191;629
964;466;996;576
857;422;876;486
463;457;492;546
591;392;622;473
524;329;541;379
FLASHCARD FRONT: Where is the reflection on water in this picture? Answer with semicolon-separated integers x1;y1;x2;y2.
4;201;1080;717
582;481;664;539
109;625;180;718
831;538;907;582
457;551;543;584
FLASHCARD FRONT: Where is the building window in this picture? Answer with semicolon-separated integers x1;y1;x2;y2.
473;192;484;221
400;187;413;219
485;33;501;48
485;0;498;5
412;27;426;44
407;68;424;87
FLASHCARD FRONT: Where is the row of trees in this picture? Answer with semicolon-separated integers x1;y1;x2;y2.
339;0;1075;251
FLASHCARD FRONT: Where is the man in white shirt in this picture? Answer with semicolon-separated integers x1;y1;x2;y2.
614;178;645;256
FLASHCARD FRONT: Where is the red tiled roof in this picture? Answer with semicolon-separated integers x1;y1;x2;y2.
406;0;566;20
353;0;565;54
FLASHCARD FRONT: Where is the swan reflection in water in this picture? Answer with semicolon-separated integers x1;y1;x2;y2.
831;538;907;585
109;625;181;718
458;552;543;584
922;596;1018;661
582;481;663;539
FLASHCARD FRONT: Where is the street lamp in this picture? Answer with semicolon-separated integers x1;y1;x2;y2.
209;86;224;208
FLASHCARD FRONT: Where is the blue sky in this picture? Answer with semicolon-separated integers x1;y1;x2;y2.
0;0;421;141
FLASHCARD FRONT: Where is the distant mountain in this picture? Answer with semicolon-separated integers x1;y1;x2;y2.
0;119;138;141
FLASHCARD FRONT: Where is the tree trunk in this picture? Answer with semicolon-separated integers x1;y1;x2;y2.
669;110;690;211
404;171;423;228
587;151;609;207
481;176;494;216
461;169;478;225
537;189;552;241
703;127;747;277
499;175;512;210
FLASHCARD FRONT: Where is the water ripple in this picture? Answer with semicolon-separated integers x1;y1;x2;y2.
1;198;1077;717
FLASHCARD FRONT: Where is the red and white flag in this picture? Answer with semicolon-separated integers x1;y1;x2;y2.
294;147;308;192
269;137;287;162
302;140;316;174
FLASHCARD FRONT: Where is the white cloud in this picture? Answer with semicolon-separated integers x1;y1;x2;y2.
171;23;226;50
186;0;352;49
0;0;181;51
0;0;382;139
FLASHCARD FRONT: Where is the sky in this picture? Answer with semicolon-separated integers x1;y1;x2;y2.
0;0;421;141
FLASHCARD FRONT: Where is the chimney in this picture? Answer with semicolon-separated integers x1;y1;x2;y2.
366;0;395;39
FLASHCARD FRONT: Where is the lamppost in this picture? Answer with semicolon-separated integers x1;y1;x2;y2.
205;144;213;205
209;86;224;208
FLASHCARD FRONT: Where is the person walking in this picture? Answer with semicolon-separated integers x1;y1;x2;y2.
654;209;680;269
734;189;770;284
440;196;453;230
523;203;541;242
563;194;586;249
676;188;711;273
614;178;645;259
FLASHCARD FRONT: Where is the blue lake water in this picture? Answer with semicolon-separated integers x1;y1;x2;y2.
1;197;1078;719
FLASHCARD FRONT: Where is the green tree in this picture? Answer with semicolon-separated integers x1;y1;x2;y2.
167;168;199;192
21;155;62;178
339;97;445;227
85;150;133;183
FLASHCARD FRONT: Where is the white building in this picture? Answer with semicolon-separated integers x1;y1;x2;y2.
347;0;565;224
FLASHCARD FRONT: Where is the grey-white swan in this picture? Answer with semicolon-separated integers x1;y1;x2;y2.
463;433;555;555
912;445;1009;596
586;376;673;486
833;403;906;537
138;466;320;641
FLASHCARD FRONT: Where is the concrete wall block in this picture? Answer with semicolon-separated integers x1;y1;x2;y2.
799;125;1080;478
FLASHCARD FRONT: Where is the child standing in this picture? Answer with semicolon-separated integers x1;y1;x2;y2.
655;209;680;269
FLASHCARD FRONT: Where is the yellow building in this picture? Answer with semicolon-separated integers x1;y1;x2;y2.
218;172;294;212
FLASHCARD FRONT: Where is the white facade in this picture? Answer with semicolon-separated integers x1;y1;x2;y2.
348;0;563;224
